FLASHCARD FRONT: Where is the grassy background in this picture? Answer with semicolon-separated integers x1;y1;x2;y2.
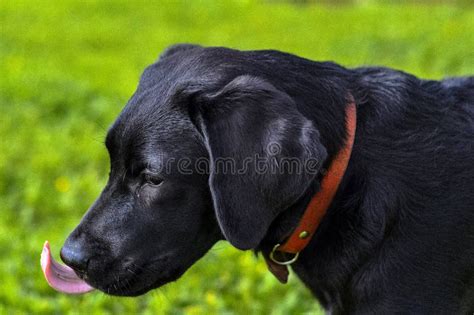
0;0;472;314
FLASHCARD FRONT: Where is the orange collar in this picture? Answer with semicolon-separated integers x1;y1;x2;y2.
265;101;357;283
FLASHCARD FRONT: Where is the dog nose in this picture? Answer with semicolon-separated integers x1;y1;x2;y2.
60;237;90;274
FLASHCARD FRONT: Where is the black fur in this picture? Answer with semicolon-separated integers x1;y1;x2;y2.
61;44;474;314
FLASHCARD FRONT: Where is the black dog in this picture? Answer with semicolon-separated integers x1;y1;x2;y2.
59;44;474;314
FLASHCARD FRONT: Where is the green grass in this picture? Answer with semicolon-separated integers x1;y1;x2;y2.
0;0;472;313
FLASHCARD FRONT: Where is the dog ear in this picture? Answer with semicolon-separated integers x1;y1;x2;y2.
191;75;327;250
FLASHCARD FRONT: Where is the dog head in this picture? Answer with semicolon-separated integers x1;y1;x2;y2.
60;44;328;296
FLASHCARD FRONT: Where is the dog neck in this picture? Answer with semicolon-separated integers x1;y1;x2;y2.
262;100;357;283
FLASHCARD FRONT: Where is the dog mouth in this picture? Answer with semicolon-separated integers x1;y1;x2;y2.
41;241;178;296
40;241;95;294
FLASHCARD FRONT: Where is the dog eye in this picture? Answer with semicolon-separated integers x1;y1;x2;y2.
142;172;163;186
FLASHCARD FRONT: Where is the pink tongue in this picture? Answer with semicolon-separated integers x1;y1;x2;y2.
40;241;95;294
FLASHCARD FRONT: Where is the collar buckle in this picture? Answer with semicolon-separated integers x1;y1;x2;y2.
269;244;299;266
